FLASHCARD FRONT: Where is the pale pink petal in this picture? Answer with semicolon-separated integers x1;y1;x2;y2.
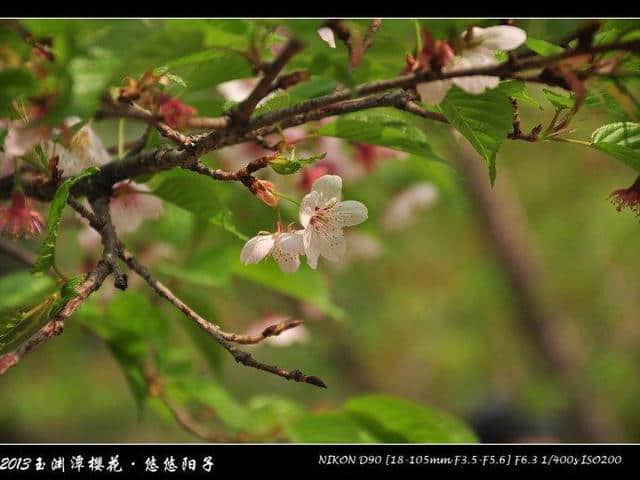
272;232;304;273
70;125;111;168
303;228;321;269
128;183;164;221
318;227;346;262
217;78;260;102
311;174;342;205
416;79;452;105
299;190;320;228
77;225;102;251
468;25;526;52
317;27;336;48
451;54;500;94
382;182;439;231
240;234;275;265
346;231;382;261
43;140;84;177
453;75;500;94
332;200;368;227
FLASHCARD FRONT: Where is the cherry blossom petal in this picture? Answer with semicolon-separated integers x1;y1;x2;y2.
272;232;304;273
278;231;305;256
302;228;321;269
108;182;164;234
130;183;165;220
332;200;368;227
70;125;111;168
452;74;500;94
451;54;500;94
299;190;320;228
468;25;526;52
42;140;84;177
311;174;342;205
318;227;346;262
241;234;275;265
416;79;453;105
217;78;260;102
317;27;337;48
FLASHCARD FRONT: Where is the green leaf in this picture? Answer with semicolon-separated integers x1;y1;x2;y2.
246;394;305;434
317;107;442;160
0;294;58;355
525;37;564;56
542;88;575;111
150;169;247;241
590;122;640;171
159;49;252;92
156;245;233;288
345;394;477;443
496;80;543;109
288;76;338;103
252;90;291;118
0;271;57;354
440;87;513;185
164;376;249;431
585;86;631;121
270;151;327;175
230;245;343;319
0;69;37;117
287;411;378;443
0;271;56;313
77;291;170;411
48;275;85;318
32;167;100;274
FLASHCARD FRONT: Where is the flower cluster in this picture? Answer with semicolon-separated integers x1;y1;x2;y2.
241;175;368;272
416;25;527;105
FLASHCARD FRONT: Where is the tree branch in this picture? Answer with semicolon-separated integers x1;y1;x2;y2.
89;196;128;290
120;248;326;388
97;98;192;147
0;260;112;375
230;38;304;123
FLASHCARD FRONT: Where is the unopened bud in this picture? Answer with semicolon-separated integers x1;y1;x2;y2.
253;179;279;208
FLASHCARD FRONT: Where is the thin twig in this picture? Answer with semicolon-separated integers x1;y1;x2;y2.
97;99;192;147
120;249;326;388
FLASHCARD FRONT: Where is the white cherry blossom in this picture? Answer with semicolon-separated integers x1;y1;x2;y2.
43;125;111;177
240;228;305;273
381;182;439;232
299;175;368;269
317;27;336;48
109;181;164;234
76;181;164;248
417;25;526;105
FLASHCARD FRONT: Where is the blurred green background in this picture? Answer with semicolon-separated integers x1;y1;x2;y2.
1;18;639;443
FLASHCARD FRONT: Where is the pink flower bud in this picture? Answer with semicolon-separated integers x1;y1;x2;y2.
254;179;279;208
